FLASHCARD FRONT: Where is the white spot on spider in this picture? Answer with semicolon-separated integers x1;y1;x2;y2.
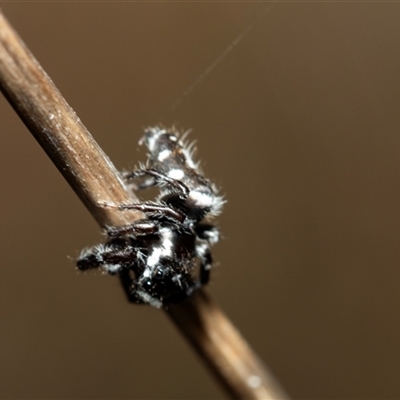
158;149;171;162
145;227;174;268
210;195;225;216
146;247;162;268
168;168;185;180
206;229;219;244
248;375;261;388
146;135;158;152
142;267;151;278
195;242;208;258
144;128;166;152
105;264;122;274
190;190;213;207
159;227;174;257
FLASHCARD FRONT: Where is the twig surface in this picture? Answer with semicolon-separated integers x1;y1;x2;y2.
0;10;141;228
0;10;289;400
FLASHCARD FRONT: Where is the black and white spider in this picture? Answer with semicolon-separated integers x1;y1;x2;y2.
77;127;224;308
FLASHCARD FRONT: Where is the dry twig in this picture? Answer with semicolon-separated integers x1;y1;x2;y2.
0;10;289;399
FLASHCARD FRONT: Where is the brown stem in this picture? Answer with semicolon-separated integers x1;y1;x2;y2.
167;290;289;399
0;10;289;400
0;10;142;228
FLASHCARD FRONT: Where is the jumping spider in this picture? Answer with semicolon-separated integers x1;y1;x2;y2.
77;127;224;308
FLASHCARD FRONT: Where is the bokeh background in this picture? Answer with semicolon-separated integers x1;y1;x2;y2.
1;3;400;399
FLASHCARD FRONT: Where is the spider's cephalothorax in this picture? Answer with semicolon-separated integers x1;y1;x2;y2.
77;127;223;308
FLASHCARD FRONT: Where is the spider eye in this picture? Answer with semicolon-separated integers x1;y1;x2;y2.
156;269;164;277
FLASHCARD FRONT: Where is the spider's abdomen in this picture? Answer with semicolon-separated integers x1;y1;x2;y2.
141;127;224;221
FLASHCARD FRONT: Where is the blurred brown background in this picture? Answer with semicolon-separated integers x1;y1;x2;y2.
1;3;400;399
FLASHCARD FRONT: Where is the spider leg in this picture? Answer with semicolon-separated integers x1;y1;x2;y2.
195;240;213;285
127;176;157;191
106;219;159;238
193;224;219;285
77;242;135;275
118;202;186;224
125;168;190;196
195;224;220;245
101;200;186;224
